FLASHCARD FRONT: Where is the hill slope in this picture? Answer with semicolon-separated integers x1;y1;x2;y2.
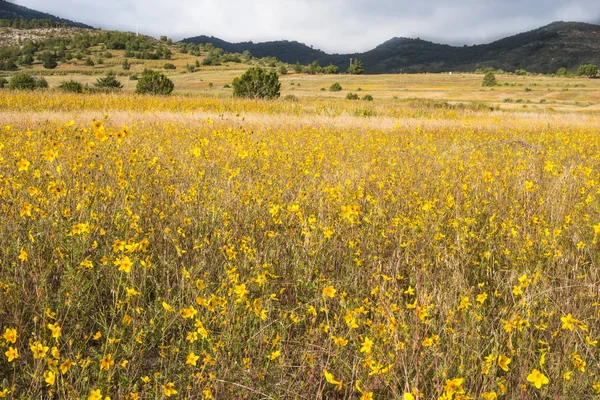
0;0;93;28
183;22;600;74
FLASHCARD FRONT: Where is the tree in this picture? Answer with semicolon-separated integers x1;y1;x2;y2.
39;52;58;69
122;59;131;71
0;77;8;88
8;73;37;90
95;72;123;89
323;64;339;74
347;59;364;75
482;71;497;87
136;69;174;95
277;65;288;75
233;67;281;99
293;62;303;73
577;64;598;78
556;67;568;76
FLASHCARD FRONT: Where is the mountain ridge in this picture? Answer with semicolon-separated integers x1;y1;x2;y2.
0;0;93;28
183;21;600;74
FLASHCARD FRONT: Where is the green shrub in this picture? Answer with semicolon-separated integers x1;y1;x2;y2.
277;65;288;75
282;94;298;102
164;63;176;70
346;92;359;100
8;72;37;90
362;94;374;101
85;58;95;67
95;72;123;89
136;70;174;95
329;82;342;92
39;52;58;69
233;67;281;99
58;80;84;93
577;64;598;78
482;71;497;87
556;67;568;76
129;74;138;81
36;77;48;89
122;59;131;71
0;77;8;88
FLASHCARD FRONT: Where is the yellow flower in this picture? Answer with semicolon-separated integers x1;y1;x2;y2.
47;323;62;340
114;256;133;273
444;378;464;396
100;354;115;371
88;389;103;400
267;350;281;360
497;354;511;371
360;336;373;354
44;370;56;386
60;360;73;374
30;341;49;359
323;369;342;390
482;392;497;400
561;314;576;331
332;336;348;346
3;328;17;344
163;382;178;397
180;306;197;319
527;369;549;389
360;392;373;400
186;352;200;366
5;347;18;362
403;394;415;400
162;301;174;312
17;158;30;172
322;286;336;298
18;249;28;262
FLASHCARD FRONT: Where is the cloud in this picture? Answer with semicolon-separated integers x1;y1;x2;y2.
15;0;600;53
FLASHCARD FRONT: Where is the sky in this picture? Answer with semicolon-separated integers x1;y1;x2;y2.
15;0;600;53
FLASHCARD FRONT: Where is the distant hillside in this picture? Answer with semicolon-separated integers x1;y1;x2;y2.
182;22;600;74
0;0;93;28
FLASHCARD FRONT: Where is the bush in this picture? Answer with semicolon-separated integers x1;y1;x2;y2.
482;71;497;87
346;92;359;100
95;72;123;89
136;70;174;95
515;69;527;76
233;67;281;99
277;65;288;75
282;94;298;102
97;58;104;65
164;63;176;70
36;77;48;89
323;64;339;74
129;74;138;81
122;59;131;71
577;64;598;78
329;82;342;92
58;80;84;93
362;94;374;101
85;58;95;67
0;77;8;88
8;72;37;90
39;52;58;69
556;67;568;76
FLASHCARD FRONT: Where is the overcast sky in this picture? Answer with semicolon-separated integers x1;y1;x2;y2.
15;0;600;53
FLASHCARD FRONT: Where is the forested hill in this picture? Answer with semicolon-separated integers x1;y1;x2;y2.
0;0;93;28
183;22;600;74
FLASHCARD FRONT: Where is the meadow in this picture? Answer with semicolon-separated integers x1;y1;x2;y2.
1;76;600;400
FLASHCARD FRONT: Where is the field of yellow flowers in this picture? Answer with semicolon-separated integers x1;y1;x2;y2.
1;91;599;399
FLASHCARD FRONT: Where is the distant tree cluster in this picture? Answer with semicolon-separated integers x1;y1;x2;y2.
292;61;339;75
0;18;71;29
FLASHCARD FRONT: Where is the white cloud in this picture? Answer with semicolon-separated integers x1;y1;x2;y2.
15;0;600;53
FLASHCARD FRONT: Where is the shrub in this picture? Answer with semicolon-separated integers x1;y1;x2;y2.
136;70;174;95
97;58;104;65
233;67;281;99
346;92;359;100
515;69;527;76
95;72;123;89
282;94;298;102
577;64;598;78
129;74;138;81
347;59;364;75
482;71;497;87
58;80;84;93
556;67;568;76
277;65;288;75
36;77;48;89
8;72;37;90
122;59;131;71
362;94;374;101
85;58;95;67
0;77;8;88
323;64;339;74
164;63;176;70
329;82;342;92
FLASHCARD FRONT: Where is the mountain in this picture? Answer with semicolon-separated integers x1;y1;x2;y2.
0;0;93;28
182;22;600;74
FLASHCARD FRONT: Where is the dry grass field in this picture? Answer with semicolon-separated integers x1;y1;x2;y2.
1;41;600;399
